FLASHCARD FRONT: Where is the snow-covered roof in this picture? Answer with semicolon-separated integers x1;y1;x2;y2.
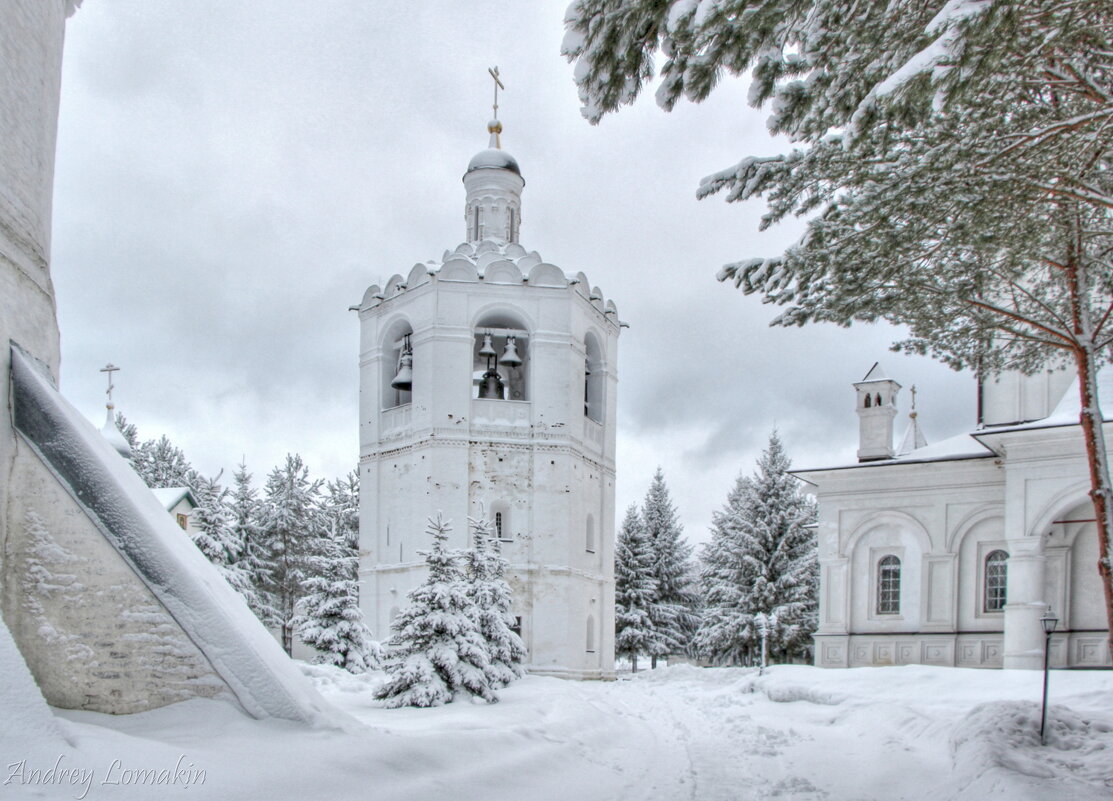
466;148;521;176
359;238;621;322
151;486;197;511
10;346;345;727
856;362;897;385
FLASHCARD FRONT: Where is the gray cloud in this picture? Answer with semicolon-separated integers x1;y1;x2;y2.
53;0;976;543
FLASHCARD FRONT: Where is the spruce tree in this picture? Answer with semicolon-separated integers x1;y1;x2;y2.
697;432;817;665
230;460;277;624
296;530;380;673
464;516;526;688
564;0;1113;650
258;454;325;656
642;468;698;667
133;434;197;489
614;504;656;673
375;514;496;708
189;472;257;605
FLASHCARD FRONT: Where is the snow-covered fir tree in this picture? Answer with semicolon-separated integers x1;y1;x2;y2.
464;516;526;689
642;468;698;667
697;432;817;665
132;434;197;489
229;460;277;624
296;528;380;673
375;513;496;708
614;503;656;672
114;411;139;452
324;470;360;550
258;454;325;656
189;471;257;605
564;0;1113;651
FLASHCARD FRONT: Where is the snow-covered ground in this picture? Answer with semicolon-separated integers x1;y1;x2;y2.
4;664;1111;800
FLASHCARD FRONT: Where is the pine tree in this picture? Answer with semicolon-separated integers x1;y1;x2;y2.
258;454;325;656
564;0;1113;653
189;471;257;606
696;432;817;666
296;530;380;673
375;514;496;708
229;460;277;624
464;516;527;688
614;504;656;672
641;468;698;667
324;470;361;551
114;411;139;452
132;434;197;489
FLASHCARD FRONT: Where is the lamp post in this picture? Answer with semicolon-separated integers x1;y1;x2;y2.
1039;606;1058;746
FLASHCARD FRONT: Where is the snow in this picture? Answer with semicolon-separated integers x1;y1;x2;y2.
10;346;347;728
150;486;193;511
6;663;1111;800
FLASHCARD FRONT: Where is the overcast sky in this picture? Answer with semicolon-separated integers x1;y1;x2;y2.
52;0;975;547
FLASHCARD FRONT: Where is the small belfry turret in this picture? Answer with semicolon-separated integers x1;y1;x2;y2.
462;66;523;245
854;362;900;462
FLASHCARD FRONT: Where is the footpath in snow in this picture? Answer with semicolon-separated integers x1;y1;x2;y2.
2;664;1110;800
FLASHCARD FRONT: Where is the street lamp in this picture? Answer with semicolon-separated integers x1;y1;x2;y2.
1039;606;1058;746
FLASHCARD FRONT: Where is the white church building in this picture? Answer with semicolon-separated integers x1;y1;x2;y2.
356;117;621;679
802;364;1111;670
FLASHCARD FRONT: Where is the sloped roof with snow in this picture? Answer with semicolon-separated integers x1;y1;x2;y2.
151;486;197;511
11;346;346;727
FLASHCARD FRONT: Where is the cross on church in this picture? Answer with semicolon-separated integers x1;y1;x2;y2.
99;363;120;406
488;66;504;121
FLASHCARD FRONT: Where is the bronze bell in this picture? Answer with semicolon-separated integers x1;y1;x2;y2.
499;335;522;366
479;332;497;358
391;339;413;391
478;369;504;399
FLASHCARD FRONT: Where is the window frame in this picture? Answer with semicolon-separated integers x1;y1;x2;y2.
983;549;1008;613
876;555;901;615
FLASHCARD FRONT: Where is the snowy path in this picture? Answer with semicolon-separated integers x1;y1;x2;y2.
8;664;1111;801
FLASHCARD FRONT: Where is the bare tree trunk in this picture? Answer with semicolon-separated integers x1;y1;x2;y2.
631;654;638;673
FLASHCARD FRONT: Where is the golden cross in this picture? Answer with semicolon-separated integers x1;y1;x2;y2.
488;66;505;121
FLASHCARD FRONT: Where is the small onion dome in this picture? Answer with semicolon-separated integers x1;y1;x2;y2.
101;405;133;459
466;147;521;176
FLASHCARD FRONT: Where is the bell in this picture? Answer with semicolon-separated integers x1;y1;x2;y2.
478;369;504;399
499;336;522;366
391;340;413;391
479;333;497;358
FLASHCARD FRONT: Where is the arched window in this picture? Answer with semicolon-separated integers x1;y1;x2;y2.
864;394;872;408
381;322;414;409
584;333;604;422
984;550;1008;612
495;512;504;539
586;615;595;652
875;393;883;406
473;313;530;401
586;515;595;553
877;556;901;615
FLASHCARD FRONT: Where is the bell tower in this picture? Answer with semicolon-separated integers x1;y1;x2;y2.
357;76;621;679
854;362;900;462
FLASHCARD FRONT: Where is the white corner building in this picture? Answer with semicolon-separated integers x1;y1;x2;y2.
357;119;621;679
802;363;1111;670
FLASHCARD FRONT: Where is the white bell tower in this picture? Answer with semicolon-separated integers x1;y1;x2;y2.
356;74;622;679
